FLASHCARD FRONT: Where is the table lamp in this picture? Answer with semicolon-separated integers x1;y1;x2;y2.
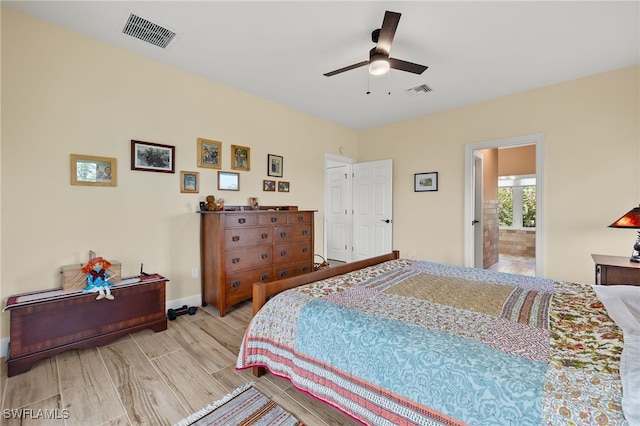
609;205;640;262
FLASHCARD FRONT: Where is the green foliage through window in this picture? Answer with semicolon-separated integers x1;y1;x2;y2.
498;188;513;227
498;185;535;228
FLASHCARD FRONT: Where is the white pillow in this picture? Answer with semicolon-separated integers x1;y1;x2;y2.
592;285;640;426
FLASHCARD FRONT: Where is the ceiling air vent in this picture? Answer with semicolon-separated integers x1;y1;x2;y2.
122;13;177;49
405;84;433;97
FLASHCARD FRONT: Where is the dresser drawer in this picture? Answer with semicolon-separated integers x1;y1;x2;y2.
274;241;312;264
274;260;313;280
225;246;272;272
224;214;258;228
224;227;272;248
274;224;312;243
288;211;312;224
225;268;272;305
258;212;287;225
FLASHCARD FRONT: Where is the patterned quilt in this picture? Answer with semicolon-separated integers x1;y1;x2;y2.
237;259;626;425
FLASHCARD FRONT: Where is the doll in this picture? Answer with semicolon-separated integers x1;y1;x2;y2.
82;256;116;300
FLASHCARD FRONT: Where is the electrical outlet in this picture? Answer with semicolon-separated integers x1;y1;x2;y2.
191;268;199;278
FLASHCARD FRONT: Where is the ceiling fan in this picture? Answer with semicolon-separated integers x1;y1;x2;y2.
323;11;428;77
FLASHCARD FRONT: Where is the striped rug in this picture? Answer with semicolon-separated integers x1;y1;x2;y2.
174;383;304;426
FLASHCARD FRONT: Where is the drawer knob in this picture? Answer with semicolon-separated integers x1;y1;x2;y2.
280;232;286;237
232;236;240;242
261;274;268;281
302;266;308;272
297;216;303;221
302;247;308;253
261;233;268;239
280;270;288;277
271;217;277;223
232;258;240;264
261;253;268;259
302;230;308;235
280;250;287;256
231;281;240;288
238;218;246;224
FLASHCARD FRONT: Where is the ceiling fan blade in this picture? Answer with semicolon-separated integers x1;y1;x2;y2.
376;11;401;55
323;60;369;77
388;57;428;74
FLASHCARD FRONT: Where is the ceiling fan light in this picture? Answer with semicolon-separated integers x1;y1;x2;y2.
369;58;390;75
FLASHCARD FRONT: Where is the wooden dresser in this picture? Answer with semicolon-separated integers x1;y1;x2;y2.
200;209;315;316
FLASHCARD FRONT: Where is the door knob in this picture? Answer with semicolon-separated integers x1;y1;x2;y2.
380;219;391;224
472;220;479;225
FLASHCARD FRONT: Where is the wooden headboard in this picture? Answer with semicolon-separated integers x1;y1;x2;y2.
252;250;400;316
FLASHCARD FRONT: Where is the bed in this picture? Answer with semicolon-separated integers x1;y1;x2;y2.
236;252;636;425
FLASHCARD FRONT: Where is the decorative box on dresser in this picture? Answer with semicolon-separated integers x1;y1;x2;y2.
200;208;315;316
592;254;640;286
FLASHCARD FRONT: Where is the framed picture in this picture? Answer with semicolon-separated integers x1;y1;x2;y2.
415;172;438;192
180;171;199;193
278;181;290;192
231;145;250;171
197;138;221;169
131;140;175;173
267;154;283;177
70;154;117;187
218;171;239;191
263;179;276;192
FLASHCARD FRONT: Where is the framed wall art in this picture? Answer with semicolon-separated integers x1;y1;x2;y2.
415;172;438;192
197;138;221;169
131;140;175;173
218;171;239;191
278;181;290;192
180;171;199;193
231;145;250;171
70;154;117;187
263;179;276;192
267;154;283;177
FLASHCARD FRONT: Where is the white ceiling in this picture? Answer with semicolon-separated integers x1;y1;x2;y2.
4;1;639;131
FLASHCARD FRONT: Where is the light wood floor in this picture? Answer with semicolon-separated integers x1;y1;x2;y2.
0;301;361;426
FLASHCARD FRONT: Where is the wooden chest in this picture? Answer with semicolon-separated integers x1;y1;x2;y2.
200;210;315;316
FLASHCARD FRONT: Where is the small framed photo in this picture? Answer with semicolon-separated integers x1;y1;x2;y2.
197;138;221;169
415;172;438;192
231;145;250;171
180;171;199;193
218;171;239;191
131;140;175;173
70;154;117;187
263;179;276;192
267;154;283;177
278;181;290;192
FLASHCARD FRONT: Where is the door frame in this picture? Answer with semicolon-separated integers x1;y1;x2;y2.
473;151;484;268
463;133;546;276
324;153;356;261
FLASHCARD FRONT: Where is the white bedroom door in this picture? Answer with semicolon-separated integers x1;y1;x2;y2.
352;159;393;261
326;165;351;262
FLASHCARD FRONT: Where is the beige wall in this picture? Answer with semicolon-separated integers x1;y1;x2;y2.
0;8;358;339
1;8;639;342
359;65;639;283
498;145;536;176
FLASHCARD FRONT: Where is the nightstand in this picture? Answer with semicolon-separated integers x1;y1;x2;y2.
591;254;640;286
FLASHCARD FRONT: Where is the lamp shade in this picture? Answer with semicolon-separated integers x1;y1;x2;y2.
368;54;390;76
609;206;640;228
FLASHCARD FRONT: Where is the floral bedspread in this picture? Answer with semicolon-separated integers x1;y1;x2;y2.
237;259;625;425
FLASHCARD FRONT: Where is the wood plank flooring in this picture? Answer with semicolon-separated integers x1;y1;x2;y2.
0;301;361;426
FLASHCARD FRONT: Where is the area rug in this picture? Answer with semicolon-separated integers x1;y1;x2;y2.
174;382;304;426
